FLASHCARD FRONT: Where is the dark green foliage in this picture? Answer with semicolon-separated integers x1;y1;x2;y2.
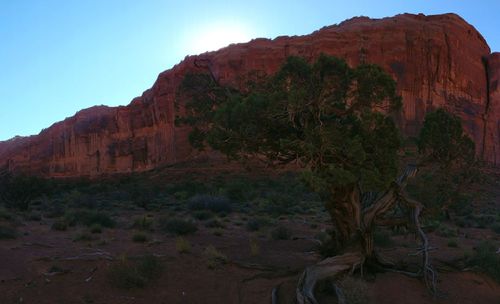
65;210;115;228
222;178;253;202
158;217;197;235
0;225;17;239
132;232;148;243
73;232;93;242
166;180;208;200
491;223;500;234
177;55;402;197
466;241;500;282
27;211;42;221
447;239;458;248
132;216;154;231
204;218;225;229
47;265;64;274
51;220;68;231
0;208;13;220
108;255;163;289
436;224;458;238
271;225;292;240
90;224;102;234
418;108;475;167
63;190;99;209
406;170;473;218
246;216;273;232
257;193;296;216
187;195;232;213
473;214;497;229
246;219;261;232
0;174;52;211
204;245;228;269
43;199;66;218
192;210;214;220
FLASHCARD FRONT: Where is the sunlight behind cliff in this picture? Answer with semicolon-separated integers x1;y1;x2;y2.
185;22;255;55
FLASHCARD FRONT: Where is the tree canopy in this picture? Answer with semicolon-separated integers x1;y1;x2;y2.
177;55;446;302
417;108;475;168
177;54;402;195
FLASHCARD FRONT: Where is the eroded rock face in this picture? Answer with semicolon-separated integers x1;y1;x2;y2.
484;52;500;165
0;13;498;177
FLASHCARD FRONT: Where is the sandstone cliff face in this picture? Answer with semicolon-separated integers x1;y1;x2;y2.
485;52;500;164
0;13;498;177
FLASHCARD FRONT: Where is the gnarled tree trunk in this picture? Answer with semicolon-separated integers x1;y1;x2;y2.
296;165;433;304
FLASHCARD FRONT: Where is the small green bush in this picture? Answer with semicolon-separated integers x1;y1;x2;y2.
271;226;292;240
43;200;66;218
65;210;115;228
466;241;500;282
132;232;148;243
27;211;42;221
436;224;458;237
187;195;232;213
90;224;102;234
73;232;93;242
108;255;163;289
175;237;191;253
447;239;458;248
257;193;296;216
212;228;224;236
0;208;13;220
51;220;68;231
192;210;214;221
132;216;154;231
421;218;441;232
249;237;260;256
168;181;207;200
173;191;189;201
223;179;252;202
246;216;273;232
0;225;17;239
159;217;197;235
474;215;497;229
47;265;64;274
204;245;227;269
205;218;225;229
491;223;500;234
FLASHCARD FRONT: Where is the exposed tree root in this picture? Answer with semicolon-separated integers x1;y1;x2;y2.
271;282;282;304
400;195;438;293
333;283;346;304
294;165;438;304
296;252;364;304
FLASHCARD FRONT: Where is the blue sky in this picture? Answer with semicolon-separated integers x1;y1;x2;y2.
1;0;499;141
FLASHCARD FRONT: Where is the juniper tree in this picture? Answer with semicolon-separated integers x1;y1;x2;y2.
177;54;443;303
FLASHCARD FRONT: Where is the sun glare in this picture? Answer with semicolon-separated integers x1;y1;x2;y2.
188;23;253;55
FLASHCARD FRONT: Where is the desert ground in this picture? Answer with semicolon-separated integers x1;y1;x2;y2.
1;164;499;304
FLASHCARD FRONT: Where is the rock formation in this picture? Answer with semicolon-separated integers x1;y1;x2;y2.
485;52;500;165
0;13;498;177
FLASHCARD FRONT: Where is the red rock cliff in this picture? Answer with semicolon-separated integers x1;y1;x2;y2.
485;52;500;164
0;13;498;176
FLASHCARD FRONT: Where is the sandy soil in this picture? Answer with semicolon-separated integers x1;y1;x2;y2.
1;207;499;304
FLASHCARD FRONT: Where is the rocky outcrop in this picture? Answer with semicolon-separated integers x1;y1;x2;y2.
484;52;500;164
0;13;498;177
